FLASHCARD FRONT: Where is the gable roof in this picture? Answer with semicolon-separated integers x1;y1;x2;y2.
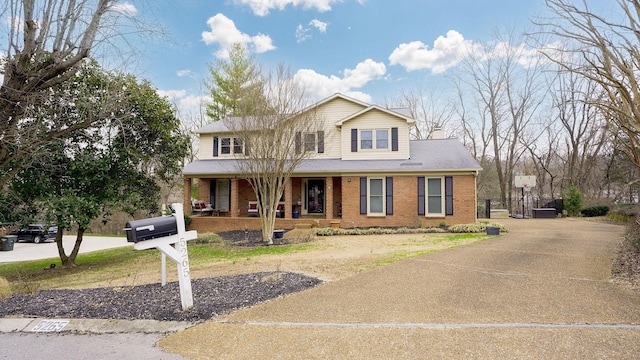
183;138;482;176
334;104;415;127
195;119;233;134
193;93;413;134
311;92;371;109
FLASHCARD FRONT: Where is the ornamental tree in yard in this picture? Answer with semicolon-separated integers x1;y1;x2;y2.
8;67;189;266
221;64;323;244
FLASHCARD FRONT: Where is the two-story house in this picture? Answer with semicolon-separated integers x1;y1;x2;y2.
182;93;482;232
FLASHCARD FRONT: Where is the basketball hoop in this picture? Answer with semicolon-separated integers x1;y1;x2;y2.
515;175;536;190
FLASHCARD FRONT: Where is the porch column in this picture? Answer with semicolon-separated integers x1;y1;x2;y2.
231;178;239;218
284;177;293;218
183;177;192;215
198;179;211;204
325;176;334;220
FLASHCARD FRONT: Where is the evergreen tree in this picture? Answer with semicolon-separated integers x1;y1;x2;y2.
206;43;267;121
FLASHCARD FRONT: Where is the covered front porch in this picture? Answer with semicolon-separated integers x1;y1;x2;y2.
183;176;343;232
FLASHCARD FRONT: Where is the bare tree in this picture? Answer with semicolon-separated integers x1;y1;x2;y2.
0;0;139;188
539;0;640;176
452;30;549;208
386;86;456;140
523;121;563;199
225;65;323;244
552;70;609;195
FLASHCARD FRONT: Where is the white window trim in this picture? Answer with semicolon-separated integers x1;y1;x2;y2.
304;132;317;152
233;138;244;154
425;176;445;217
359;129;390;151
217;136;245;156
367;177;386;216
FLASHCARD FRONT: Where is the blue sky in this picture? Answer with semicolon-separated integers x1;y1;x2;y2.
121;0;575;115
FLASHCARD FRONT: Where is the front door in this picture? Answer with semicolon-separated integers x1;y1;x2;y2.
302;179;325;215
211;179;230;211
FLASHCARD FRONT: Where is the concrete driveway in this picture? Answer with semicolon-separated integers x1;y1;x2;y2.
0;235;131;263
159;218;640;359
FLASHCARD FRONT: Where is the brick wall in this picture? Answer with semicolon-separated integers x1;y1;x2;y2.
188;174;478;233
341;174;477;228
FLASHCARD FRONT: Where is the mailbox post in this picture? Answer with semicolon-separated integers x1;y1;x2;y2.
125;203;196;311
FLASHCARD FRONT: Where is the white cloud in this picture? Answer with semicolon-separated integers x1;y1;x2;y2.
110;2;138;16
202;13;276;58
157;89;211;119
296;24;311;43
4;15;24;34
233;0;343;16
293;58;385;102
296;19;329;43
157;89;187;100
487;41;559;68
177;69;193;77
309;19;328;33
389;30;559;73
389;30;472;73
177;94;210;113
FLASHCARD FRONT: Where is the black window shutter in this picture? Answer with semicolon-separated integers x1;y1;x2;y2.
210;180;216;207
295;132;301;154
391;127;398;151
417;177;425;215
317;130;324;153
227;179;232;209
351;129;358;152
360;177;367;214
445;176;454;215
386;177;393;215
213;136;219;157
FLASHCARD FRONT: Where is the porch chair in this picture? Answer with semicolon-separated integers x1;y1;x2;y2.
276;201;285;218
191;200;214;216
247;201;259;216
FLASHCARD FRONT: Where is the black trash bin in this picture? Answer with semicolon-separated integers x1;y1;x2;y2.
486;226;500;235
1;235;17;251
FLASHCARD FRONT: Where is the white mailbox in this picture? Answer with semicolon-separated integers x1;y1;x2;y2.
125;203;197;310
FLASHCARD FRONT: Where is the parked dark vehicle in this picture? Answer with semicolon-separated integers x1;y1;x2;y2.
14;224;58;244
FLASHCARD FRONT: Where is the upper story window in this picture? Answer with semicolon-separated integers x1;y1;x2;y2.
213;136;245;157
220;137;231;155
305;133;317;152
233;138;244;154
296;131;325;154
360;129;390;150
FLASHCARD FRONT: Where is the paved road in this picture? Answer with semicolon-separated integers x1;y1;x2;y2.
0;235;131;263
0;235;184;359
158;218;640;359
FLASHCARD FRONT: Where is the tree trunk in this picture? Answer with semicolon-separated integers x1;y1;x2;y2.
55;230;70;266
68;228;85;265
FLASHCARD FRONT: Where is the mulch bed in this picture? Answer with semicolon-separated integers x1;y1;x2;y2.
0;272;323;322
217;229;291;246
